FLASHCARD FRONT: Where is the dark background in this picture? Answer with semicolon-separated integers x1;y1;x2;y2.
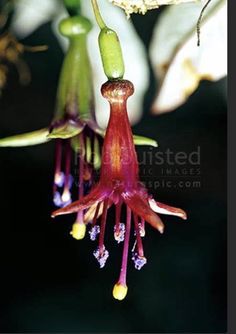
0;8;227;333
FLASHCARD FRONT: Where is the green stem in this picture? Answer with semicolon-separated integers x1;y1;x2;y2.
63;0;81;16
91;0;107;29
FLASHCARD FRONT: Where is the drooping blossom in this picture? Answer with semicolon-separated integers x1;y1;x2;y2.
0;14;157;241
52;79;187;300
0;15;104;240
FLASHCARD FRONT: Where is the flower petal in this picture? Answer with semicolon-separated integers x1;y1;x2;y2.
110;0;196;17
0;128;49;147
149;198;187;220
12;0;60;38
123;192;164;233
51;185;109;217
150;0;227;113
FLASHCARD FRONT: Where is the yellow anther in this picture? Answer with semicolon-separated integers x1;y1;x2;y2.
70;222;86;240
112;283;128;301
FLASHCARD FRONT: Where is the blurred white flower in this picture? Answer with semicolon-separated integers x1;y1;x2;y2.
11;0;149;127
12;0;62;38
149;0;227;114
109;0;196;17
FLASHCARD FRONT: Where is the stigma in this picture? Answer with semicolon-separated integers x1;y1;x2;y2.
112;283;128;301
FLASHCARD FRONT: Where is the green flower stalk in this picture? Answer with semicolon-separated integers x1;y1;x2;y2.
63;0;81;16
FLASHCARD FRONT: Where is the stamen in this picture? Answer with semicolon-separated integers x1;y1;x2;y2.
113;206;131;300
114;223;125;243
93;246;109;268
134;219;145;237
54;140;62;183
54;171;65;187
53;191;63;207
53;140;64;198
61;189;72;205
131;253;147;270
92;202;101;226
140;218;145;237
133;213;144;257
89;225;100;241
114;200;125;243
98;199;109;256
61;139;72;204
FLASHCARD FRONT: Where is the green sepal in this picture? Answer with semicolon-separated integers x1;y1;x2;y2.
0;128;49;147
47;122;84;139
133;135;158;147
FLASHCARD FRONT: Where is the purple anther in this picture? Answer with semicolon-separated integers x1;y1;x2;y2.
53;191;63;207
68;174;73;189
134;222;145;237
114;223;125;243
93;247;109;268
89;225;100;241
132;253;147;270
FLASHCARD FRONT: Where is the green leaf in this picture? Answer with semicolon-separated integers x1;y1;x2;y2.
0;128;49;147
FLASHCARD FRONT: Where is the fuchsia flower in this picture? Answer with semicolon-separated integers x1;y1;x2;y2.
52;80;187;300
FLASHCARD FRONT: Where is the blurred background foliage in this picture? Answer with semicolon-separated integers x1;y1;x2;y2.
0;0;226;332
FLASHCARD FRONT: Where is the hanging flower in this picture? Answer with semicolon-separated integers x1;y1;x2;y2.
52;79;187;300
0;14;157;240
0;15;104;240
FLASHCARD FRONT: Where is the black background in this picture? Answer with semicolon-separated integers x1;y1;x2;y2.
0;8;227;333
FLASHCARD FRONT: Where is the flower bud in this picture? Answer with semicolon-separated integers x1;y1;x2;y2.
99;28;125;80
